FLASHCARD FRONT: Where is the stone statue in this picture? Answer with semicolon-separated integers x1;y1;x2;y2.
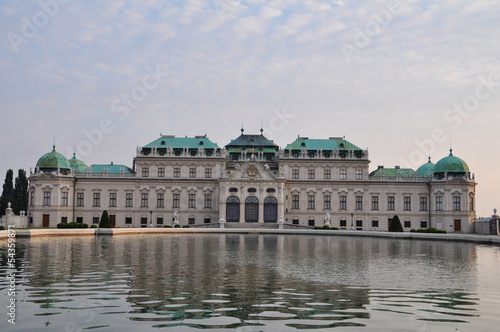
324;212;330;226
264;164;270;170
173;211;179;225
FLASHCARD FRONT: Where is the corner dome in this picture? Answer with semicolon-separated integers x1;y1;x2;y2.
434;149;469;178
416;157;435;177
36;145;71;174
68;153;88;173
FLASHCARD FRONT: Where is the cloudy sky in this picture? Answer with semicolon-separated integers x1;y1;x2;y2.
1;0;499;217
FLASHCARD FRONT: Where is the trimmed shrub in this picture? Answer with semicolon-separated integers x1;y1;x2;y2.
389;215;404;232
182;225;190;228
331;227;339;230
164;225;172;228
437;230;447;233
313;226;321;229
174;224;181;228
67;222;77;229
99;210;111;228
410;229;416;232
90;225;97;228
0;226;5;230
77;223;89;228
322;225;331;229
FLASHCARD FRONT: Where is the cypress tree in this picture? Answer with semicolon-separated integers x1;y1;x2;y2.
0;169;15;215
389;215;404;232
13;169;29;214
99;210;111;228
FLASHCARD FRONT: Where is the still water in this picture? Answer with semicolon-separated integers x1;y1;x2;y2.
1;234;499;331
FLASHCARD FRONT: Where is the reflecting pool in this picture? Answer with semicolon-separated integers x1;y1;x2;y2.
1;234;500;331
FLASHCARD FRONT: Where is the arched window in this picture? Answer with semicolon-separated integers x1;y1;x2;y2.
245;196;259;223
264;196;278;223
226;196;240;222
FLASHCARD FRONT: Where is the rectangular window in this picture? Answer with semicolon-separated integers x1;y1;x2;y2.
93;193;100;207
174;167;180;178
204;218;211;224
125;217;132;224
340;220;347;227
157;193;164;208
189;194;196;208
420;197;427;211
371;196;379;210
292;169;299;179
404;220;411;228
158;167;165;177
61;192;68;206
109;193;117;207
142;167;149;177
126;193;133;207
92;217;99;224
404;196;411;211
189;218;195;225
77;193;84;207
356;169;363;180
308;219;315;227
173;194;180;208
189;168;196;178
292;219;299;225
204;193;212;208
356;220;363;227
436;196;443;211
44;192;51;206
61;216;67;223
324;196;331;210
355;196;363;210
205;168;212;178
372;220;379;227
141;193;148;207
453;197;461;211
420;221;428;228
324;169;331;180
339;196;347;210
387;196;395;210
30;191;34;206
292;195;299;209
308;195;315;209
470;197;474;211
157;217;163;225
76;216;83;223
340;169;347;180
141;217;148;226
308;169;315;179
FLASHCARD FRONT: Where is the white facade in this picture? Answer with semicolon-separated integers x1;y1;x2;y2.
28;133;477;232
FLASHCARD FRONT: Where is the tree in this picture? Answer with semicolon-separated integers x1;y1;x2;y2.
389;215;404;232
0;169;15;215
13;169;29;214
99;210;111;228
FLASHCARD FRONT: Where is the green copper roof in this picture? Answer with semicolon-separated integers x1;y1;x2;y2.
84;164;133;174
285;137;363;151
225;132;278;149
36;145;71;170
371;168;416;178
434;149;469;174
416;157;435;177
143;135;219;150
68;153;88;173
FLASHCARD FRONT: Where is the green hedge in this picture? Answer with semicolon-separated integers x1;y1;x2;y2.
415;228;447;234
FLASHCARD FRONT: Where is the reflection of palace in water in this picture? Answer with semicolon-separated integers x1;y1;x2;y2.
7;234;478;318
28;129;476;232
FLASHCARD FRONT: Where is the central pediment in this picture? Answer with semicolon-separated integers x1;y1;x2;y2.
225;161;277;181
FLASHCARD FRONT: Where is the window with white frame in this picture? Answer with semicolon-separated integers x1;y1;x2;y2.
61;192;68;206
340;169;347;180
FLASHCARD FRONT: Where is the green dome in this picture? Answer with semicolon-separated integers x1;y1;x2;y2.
434;149;469;175
416;157;435;176
36;145;71;172
68;153;88;173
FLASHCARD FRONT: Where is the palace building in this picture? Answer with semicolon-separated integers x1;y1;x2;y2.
28;129;477;232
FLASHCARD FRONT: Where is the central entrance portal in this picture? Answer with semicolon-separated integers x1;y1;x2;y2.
245;196;259;222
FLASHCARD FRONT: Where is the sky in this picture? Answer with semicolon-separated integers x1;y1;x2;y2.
0;0;499;217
